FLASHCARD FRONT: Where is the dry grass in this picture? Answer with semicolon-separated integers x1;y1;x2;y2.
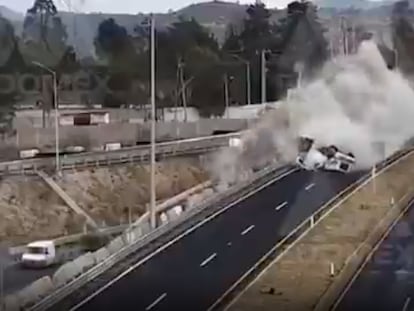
229;152;414;311
0;157;208;245
58;157;208;226
0;177;83;246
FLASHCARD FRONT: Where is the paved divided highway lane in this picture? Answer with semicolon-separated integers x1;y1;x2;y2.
335;201;414;311
58;169;365;311
0;246;58;295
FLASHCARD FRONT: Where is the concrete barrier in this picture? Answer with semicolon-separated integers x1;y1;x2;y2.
172;205;183;215
160;212;168;224
202;188;214;198
15;276;53;309
166;209;180;221
140;220;151;236
4;293;20;311
106;236;125;255
52;262;79;287
314;193;414;311
186;194;204;209
94;247;110;263
72;252;95;273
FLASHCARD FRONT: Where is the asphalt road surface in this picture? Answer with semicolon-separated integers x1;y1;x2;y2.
3;263;57;295
0;246;58;295
335;201;414;311
66;169;364;311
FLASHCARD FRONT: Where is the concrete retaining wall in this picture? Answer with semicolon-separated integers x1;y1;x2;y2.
15;119;251;151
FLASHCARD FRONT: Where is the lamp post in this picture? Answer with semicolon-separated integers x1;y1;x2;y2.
150;14;156;230
140;14;157;229
32;61;60;174
261;49;267;103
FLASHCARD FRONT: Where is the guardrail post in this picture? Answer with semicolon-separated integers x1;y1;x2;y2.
329;262;335;277
310;215;315;228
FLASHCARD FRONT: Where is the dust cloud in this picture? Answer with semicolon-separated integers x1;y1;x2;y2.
209;40;414;187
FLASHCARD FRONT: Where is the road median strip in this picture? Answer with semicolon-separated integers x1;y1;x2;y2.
227;151;414;311
315;192;414;311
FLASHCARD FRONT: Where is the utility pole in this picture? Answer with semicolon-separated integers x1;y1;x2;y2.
224;74;230;118
178;60;188;122
261;50;266;103
150;14;157;230
174;60;180;122
246;62;251;106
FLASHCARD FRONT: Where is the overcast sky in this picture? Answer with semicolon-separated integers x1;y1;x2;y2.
0;0;386;14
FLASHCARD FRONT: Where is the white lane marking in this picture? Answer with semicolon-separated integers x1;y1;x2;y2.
305;183;315;191
145;293;167;311
275;201;288;211
403;297;411;311
214;166;395;311
241;225;255;236
200;253;217;267
68;167;298;311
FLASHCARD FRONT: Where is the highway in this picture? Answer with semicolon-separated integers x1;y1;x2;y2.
50;169;365;311
0;246;57;295
335;200;414;311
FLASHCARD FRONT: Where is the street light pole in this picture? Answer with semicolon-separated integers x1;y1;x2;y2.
261;50;266;103
32;61;60;175
224;74;229;118
246;61;251;106
150;14;157;230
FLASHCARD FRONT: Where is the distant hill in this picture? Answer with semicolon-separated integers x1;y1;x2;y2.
0;5;23;21
314;0;394;10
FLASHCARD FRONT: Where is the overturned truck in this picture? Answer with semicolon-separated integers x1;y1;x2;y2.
296;137;356;173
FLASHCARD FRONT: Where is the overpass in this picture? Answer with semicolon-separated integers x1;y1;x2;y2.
0;132;241;175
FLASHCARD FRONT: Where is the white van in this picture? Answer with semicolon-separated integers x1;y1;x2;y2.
19;149;40;159
21;241;58;268
104;143;121;151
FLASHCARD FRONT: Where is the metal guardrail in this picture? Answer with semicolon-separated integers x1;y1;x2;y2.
0;132;242;175
28;162;293;311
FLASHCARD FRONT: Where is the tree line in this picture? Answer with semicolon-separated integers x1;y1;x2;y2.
4;0;412;120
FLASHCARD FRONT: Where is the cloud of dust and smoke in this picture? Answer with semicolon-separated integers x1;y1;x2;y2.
209;40;414;187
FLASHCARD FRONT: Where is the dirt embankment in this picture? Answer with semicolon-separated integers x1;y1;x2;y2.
0;158;208;245
228;151;414;311
59;158;208;226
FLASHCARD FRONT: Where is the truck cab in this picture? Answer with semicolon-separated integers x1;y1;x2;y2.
21;241;56;268
296;137;356;173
